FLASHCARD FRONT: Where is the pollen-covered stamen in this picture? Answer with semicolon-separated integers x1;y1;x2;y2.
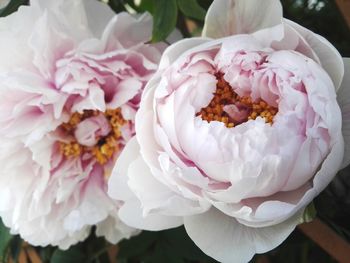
196;72;278;127
58;108;128;165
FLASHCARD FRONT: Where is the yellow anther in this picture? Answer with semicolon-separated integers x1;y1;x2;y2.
57;107;129;165
196;72;278;127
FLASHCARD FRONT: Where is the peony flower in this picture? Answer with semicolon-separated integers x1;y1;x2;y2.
108;0;350;262
0;0;172;249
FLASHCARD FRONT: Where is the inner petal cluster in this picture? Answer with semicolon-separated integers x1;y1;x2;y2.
58;108;129;165
196;72;278;127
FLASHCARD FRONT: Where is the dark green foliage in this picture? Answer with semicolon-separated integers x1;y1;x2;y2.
0;219;13;261
51;247;87;263
151;0;178;42
117;227;218;263
108;0;127;13
177;0;206;21
314;166;350;242
0;0;27;17
8;236;22;262
282;0;350;56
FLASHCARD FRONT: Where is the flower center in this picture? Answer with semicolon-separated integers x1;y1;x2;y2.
58;108;128;165
196;73;278;127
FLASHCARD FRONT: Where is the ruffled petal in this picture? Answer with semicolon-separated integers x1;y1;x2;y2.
0;0;164;248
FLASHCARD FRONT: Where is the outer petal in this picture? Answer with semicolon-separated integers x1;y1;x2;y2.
95;213;138;244
184;208;303;263
82;0;115;37
118;198;183;231
33;0;114;38
202;0;282;39
108;137;183;230
101;12;153;50
337;57;350;168
108;137;140;202
285;19;344;90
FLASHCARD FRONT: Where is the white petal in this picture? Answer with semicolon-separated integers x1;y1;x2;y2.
285;19;344;90
33;0;113;38
202;0;282;39
118;198;183;231
108;136;140;201
82;0;115;37
107;78;142;109
32;0;91;40
95;214;139;244
128;154;207;217
337;57;350;168
71;84;106;112
102;12;153;50
184;208;302;263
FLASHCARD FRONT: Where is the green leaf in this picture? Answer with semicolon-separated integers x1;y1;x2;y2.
177;0;206;21
0;219;13;261
0;0;26;17
136;0;154;14
118;231;157;259
151;0;177;42
51;247;86;263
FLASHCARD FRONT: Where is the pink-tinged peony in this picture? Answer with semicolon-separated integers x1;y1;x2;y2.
108;0;350;262
0;0;170;249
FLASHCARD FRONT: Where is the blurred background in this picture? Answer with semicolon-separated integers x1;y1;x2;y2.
0;0;349;262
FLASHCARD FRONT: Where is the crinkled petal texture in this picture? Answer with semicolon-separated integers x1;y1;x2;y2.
108;0;346;262
0;0;167;248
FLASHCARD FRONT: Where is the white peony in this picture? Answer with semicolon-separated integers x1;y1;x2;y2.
0;0;169;249
108;0;350;262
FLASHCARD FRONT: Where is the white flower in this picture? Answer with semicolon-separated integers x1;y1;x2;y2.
108;0;350;262
0;0;169;248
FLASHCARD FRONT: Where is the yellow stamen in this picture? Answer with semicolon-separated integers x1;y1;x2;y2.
58;108;129;165
196;73;278;127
